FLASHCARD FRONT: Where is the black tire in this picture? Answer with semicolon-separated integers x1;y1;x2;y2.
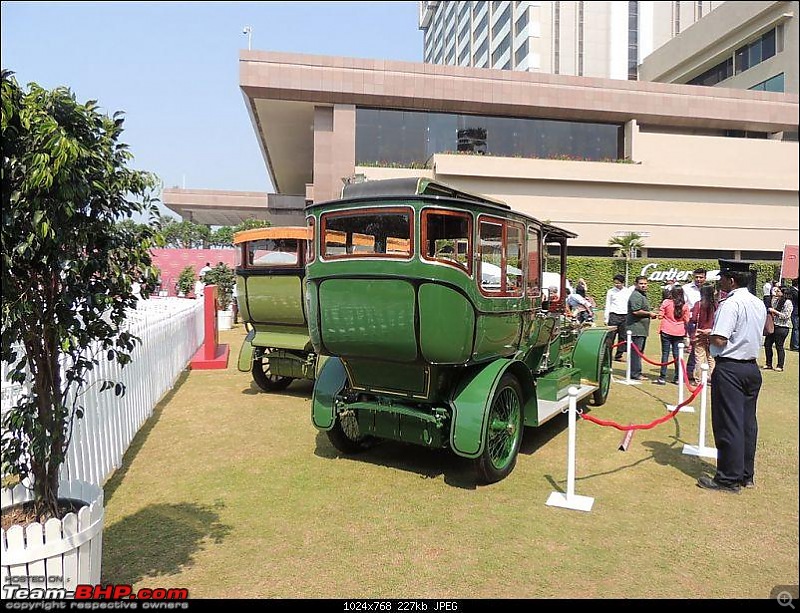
591;345;612;406
475;373;524;484
327;410;375;454
252;352;293;392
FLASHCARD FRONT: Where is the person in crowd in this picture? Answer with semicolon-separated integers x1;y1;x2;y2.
231;280;239;325
788;279;799;351
763;286;794;372
604;274;632;361
576;278;588;295
697;268;765;493
689;285;718;385
626;276;659;381
654;286;690;385
199;262;212;280
661;278;676;301
682;268;707;384
762;279;776;309
567;285;594;324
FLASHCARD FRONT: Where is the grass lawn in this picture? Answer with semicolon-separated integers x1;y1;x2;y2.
101;322;799;599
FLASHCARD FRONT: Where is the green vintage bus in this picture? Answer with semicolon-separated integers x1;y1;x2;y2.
307;178;613;483
234;226;316;391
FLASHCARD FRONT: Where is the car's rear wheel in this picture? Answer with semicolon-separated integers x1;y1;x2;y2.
252;351;293;392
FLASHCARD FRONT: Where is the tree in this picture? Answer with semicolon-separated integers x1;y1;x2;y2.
203;263;235;311
1;70;161;518
176;266;196;296
211;218;271;248
160;218;210;248
608;232;646;286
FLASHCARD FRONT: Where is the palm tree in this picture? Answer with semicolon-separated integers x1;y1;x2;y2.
608;232;646;285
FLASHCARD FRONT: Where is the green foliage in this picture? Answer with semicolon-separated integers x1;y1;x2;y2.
159;217;270;248
549;256;781;307
177;266;196;296
1;70;161;515
160;218;211;248
211;218;271;247
607;232;647;285
203;263;235;311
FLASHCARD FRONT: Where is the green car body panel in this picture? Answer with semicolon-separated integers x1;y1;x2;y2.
304;178;613;481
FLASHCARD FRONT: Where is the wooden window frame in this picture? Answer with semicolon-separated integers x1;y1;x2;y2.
320;206;414;261
477;215;526;298
305;216;316;264
243;238;301;269
420;208;473;276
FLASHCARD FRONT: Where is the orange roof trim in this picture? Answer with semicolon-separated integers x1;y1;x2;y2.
233;226;312;244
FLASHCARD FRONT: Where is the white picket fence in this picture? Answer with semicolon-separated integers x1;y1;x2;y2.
1;297;205;488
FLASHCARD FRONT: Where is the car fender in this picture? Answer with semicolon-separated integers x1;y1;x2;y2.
449;358;533;458
311;357;347;431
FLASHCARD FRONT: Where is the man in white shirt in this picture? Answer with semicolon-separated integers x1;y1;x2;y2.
604;274;633;361
697;267;766;494
762;279;774;309
682;268;707;379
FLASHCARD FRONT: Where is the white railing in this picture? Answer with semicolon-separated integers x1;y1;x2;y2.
1;297;205;488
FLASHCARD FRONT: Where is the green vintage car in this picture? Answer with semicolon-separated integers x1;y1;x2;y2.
234;226;316;391
307;178;613;483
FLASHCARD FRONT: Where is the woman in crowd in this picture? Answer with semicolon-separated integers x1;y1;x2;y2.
654;286;690;385
689;285;717;385
763;285;794;372
567;285;595;324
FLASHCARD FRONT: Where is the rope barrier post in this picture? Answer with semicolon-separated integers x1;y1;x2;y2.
683;363;718;459
546;387;594;512
616;329;642;386
666;343;694;413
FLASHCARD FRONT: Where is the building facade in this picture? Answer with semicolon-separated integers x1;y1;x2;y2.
640;0;799;95
238;51;798;261
418;1;725;79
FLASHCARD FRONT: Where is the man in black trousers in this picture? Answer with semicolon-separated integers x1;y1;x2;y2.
697;266;766;493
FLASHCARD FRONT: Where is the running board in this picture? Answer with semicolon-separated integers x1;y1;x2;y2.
537;383;598;425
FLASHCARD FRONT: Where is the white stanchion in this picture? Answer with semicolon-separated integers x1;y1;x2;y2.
683;364;717;459
546;387;595;512
616;330;642;386
666;342;695;413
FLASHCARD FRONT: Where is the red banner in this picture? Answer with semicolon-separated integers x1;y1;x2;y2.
781;244;799;280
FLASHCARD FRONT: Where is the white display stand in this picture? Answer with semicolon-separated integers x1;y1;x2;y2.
546;387;595;512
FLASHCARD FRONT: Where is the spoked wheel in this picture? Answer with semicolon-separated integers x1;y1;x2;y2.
327;410;376;454
252;351;293;392
476;373;524;484
591;345;612;406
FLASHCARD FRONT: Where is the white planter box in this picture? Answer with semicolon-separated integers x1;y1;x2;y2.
218;309;233;330
1;480;104;595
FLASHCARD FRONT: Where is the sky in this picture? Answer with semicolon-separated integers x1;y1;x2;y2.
1;1;421;217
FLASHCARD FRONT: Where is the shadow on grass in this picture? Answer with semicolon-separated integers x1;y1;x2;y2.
103;370;191;504
313;432;478;490
240;380;314;399
102;501;231;584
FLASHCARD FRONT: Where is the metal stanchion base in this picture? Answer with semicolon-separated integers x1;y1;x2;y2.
546;491;594;512
616;379;642;386
666;403;695;413
682;444;717;459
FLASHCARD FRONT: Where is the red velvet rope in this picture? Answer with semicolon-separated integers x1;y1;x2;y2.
681;357;701;394
611;341;625;349
628;339;678;367
578;380;705;431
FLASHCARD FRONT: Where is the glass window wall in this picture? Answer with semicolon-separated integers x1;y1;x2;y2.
356;108;623;166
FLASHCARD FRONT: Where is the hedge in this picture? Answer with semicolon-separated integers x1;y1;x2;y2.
546;256;783;307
